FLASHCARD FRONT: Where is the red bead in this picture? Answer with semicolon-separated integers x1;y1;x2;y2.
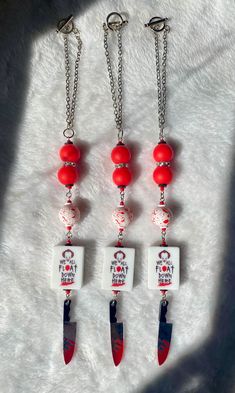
113;167;132;186
153;142;174;162
57;165;79;186
153;166;173;185
111;144;131;164
59;142;80;162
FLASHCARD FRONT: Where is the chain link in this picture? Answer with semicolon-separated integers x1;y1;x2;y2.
160;290;167;303
66;229;73;243
118;230;124;241
119;188;125;204
63;28;82;132
161;228;167;246
159;189;165;205
103;25;124;142
154;26;169;140
66;189;72;200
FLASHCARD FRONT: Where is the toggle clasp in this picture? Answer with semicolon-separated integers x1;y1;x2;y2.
145;16;168;32
57;15;74;34
105;12;128;31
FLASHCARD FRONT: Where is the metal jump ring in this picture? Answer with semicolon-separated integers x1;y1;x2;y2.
63;128;75;139
112;290;120;298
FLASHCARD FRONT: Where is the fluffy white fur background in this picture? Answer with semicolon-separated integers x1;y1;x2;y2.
0;0;235;392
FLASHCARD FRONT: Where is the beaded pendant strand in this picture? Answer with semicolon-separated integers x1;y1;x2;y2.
145;16;180;366
101;12;136;367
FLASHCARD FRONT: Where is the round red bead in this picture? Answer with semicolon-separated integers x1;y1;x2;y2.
113;167;132;186
111;144;131;164
153;166;173;185
153;142;174;162
57;165;79;186
59;142;80;163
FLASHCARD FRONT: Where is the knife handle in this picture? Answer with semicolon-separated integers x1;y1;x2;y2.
64;299;71;323
110;299;117;323
159;300;169;323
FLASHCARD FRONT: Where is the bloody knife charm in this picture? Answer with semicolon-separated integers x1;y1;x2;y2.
146;17;181;365
158;297;172;366
102;246;135;366
110;296;124;366
148;246;180;365
63;295;77;365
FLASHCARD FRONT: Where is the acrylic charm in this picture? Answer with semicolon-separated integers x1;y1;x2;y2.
110;299;124;367
51;245;84;290
148;246;180;290
63;298;77;365
158;300;172;366
102;247;135;292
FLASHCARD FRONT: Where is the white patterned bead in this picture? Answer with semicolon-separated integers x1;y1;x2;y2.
59;202;80;227
152;206;172;229
112;206;133;229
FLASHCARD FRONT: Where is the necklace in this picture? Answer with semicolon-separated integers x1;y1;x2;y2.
146;17;180;366
51;15;84;365
102;12;135;367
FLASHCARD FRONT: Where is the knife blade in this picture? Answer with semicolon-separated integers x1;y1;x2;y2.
157;299;172;366
110;299;124;366
63;299;76;365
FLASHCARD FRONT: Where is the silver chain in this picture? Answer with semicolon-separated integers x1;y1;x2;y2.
62;28;82;133
154;26;169;140
103;25;124;142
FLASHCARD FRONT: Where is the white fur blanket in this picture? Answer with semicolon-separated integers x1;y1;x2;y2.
0;0;235;392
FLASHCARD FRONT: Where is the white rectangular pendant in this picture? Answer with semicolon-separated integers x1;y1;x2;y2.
102;247;135;292
148;246;180;290
51;245;84;290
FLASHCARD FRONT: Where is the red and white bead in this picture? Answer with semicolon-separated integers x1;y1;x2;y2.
59;201;80;227
112;206;133;229
152;206;172;229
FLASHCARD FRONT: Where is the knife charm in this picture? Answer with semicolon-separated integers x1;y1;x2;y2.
158;298;172;366
148;246;180;365
110;296;124;366
63;296;76;365
102;246;135;365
